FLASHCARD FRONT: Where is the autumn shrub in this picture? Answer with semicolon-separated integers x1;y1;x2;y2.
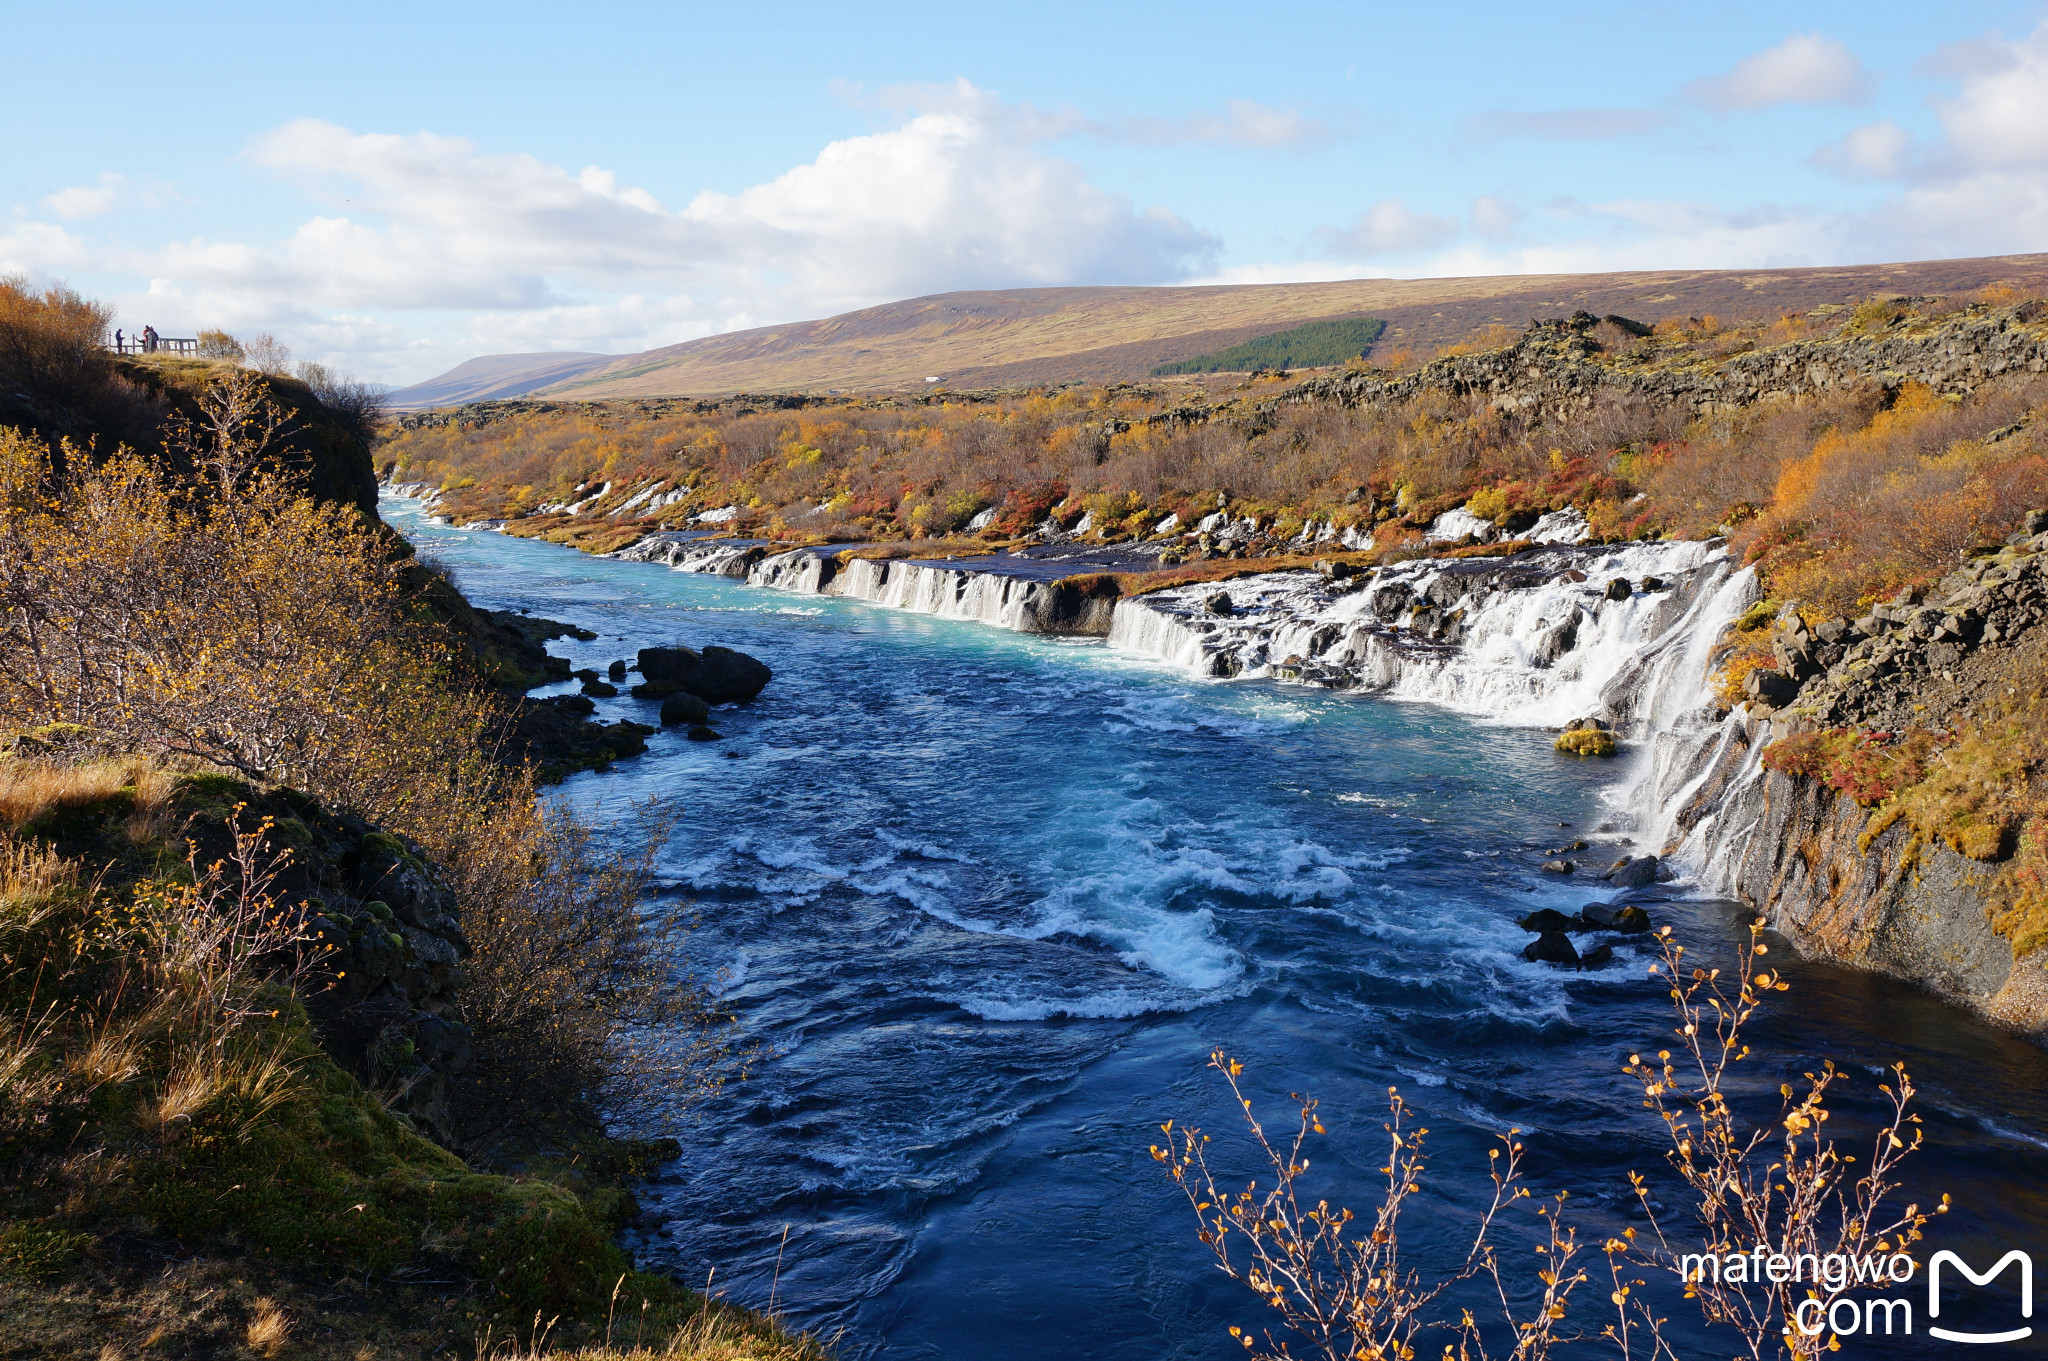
1761;728;1927;807
448;801;749;1153
378;297;2048;609
0;369;743;1159
1157;926;1938;1361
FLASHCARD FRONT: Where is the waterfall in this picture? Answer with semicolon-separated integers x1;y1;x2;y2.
1104;540;1751;733
390;486;1767;880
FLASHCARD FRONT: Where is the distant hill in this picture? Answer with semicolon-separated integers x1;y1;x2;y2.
385;352;615;410
1153;318;1387;375
448;253;2048;401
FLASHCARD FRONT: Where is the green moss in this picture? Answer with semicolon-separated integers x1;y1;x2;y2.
0;1224;95;1282
2;779;673;1323
1555;728;1617;757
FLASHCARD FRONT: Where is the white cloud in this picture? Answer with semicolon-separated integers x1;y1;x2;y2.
844;80;1328;149
1929;24;2048;170
1320;199;1460;258
1686;33;1873;111
1470;195;1525;241
1804;21;2048;254
42;173;127;220
1812;119;1915;179
225;99;1216;314
0;88;1219;380
1462;108;1673;141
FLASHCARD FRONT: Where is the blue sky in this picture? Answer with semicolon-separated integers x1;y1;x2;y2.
6;0;2047;383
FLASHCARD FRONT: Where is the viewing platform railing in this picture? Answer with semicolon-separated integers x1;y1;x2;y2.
109;337;198;356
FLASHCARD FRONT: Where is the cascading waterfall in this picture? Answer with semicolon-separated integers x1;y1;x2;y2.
398;492;1766;868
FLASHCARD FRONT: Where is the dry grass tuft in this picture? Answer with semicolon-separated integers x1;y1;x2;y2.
0;756;175;830
66;1025;143;1091
246;1297;293;1355
479;1300;833;1361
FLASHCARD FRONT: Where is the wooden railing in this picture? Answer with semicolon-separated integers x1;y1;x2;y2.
109;337;198;356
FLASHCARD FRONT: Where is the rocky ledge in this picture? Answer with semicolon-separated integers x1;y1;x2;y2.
1751;513;2048;731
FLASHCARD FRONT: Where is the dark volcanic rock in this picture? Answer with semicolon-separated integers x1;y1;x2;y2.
635;644;773;703
506;695;653;781
1524;932;1580;965
660;692;712;727
1606;855;1660;889
1518;908;1577;932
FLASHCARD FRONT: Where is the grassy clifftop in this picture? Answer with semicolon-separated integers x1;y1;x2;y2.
0;760;817;1360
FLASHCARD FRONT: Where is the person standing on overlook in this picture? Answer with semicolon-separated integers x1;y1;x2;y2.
142;325;158;354
113;328;123;352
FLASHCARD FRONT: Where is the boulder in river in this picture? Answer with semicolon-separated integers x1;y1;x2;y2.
1604;577;1632;601
581;679;619;698
1524;932;1579;965
685;725;723;741
608;659;629;681
1605;855;1659;889
634;644;773;703
1518;908;1576;932
1580;901;1653;932
1203;591;1236;617
1578;943;1615;968
660;692;712;727
1540;858;1575;874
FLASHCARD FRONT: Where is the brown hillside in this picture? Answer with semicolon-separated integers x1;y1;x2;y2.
540;253;2048;398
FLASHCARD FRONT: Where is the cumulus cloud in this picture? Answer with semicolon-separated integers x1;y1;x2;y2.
1320;199;1460;259
1818;23;2048;200
1461;108;1673;142
1928;25;2048;170
42;174;127;220
1685;33;1873;111
225;100;1216;315
0;87;1222;378
1812;119;1915;179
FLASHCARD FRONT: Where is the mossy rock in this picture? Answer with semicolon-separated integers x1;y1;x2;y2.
1556;728;1618;757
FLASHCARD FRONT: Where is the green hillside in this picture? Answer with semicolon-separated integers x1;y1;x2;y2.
1152;317;1387;374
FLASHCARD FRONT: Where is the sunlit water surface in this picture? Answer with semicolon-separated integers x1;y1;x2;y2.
390;500;2048;1359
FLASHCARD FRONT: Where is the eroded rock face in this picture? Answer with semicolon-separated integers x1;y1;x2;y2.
1719;764;2046;1038
1273;305;2048;426
1673;709;2048;1042
220;813;478;1140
